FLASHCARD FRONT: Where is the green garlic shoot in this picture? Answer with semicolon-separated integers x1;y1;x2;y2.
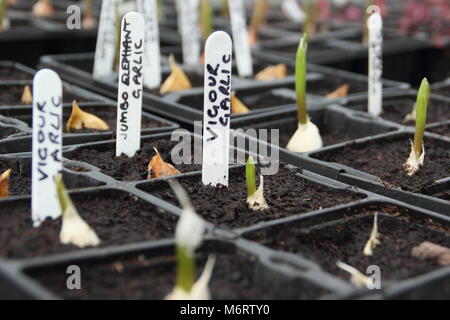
221;0;229;17
165;180;215;300
200;0;213;40
404;78;430;176
55;174;100;248
363;213;380;256
246;156;269;211
336;261;370;289
0;0;9;31
286;33;323;153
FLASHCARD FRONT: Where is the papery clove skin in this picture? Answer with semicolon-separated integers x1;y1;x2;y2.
231;92;250;114
21;85;32;104
0;169;11;198
32;0;55;18
255;64;287;81
336;261;370;289
66;101;109;132
326;83;349;99
147;148;181;179
363;213;380;256
287;119;323;153
55;174;101;248
246;156;269;211
160;55;192;95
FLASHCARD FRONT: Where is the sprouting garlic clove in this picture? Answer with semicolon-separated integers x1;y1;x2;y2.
336;261;370;289
66;101;109;132
231;92;250;114
21;85;32;104
160;55;192;95
247;175;269;211
363;213;380;256
255;64;287;81
165;255;216;300
0;169;11;198
404;140;425;176
32;0;55;18
147;148;181;179
326;84;349;99
286;119;323;153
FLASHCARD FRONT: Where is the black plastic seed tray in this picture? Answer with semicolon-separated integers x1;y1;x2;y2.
0;126;449;299
0;101;179;141
253;27;431;66
432;78;450;100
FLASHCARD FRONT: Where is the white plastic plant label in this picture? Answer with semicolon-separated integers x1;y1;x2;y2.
179;0;201;66
202;31;233;187
137;0;161;89
367;12;383;116
116;12;145;157
93;0;117;79
32;69;63;227
282;0;305;22
228;0;253;77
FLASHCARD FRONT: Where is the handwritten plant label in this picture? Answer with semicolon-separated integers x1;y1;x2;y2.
202;31;233;187
116;12;145;157
282;0;305;22
179;0;201;66
228;0;253;77
32;69;63;227
93;0;117;79
137;0;161;89
368;12;383;116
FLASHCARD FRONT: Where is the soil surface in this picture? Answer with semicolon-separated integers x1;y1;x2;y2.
0;192;177;259
428;123;450;137
0;127;24;140
141;164;365;229
347;98;450;125
314;135;450;193
0;66;33;81
0;85;89;106
29;250;319;300
246;205;450;281
68;139;201;181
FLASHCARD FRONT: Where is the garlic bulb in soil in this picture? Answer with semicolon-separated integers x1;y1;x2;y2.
363;213;380;256
287;33;323;153
55;174;100;248
160;55;192;95
66;101;109;132
165;181;214;300
286;119;323;153
0;169;11;198
21;85;32;104
336;261;370;289
404;78;430;176
147;148;181;179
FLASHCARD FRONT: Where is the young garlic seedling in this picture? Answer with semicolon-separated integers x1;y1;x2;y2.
165;180;215;300
200;0;213;40
246;156;269;211
55;174;101;248
66;101;109;132
286;33;323;153
160;55;192;95
336;261;370;288
248;0;268;45
0;0;9;31
0;169;11;198
404;78;430;176
363;213;380;256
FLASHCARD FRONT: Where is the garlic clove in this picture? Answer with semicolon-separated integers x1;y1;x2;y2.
21;85;33;104
147;148;181;179
66;101;109;132
255;64;287;81
231;92;250;114
160;56;192;95
0;169;11;198
247;175;269;211
404;140;425;176
286;119;323;153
